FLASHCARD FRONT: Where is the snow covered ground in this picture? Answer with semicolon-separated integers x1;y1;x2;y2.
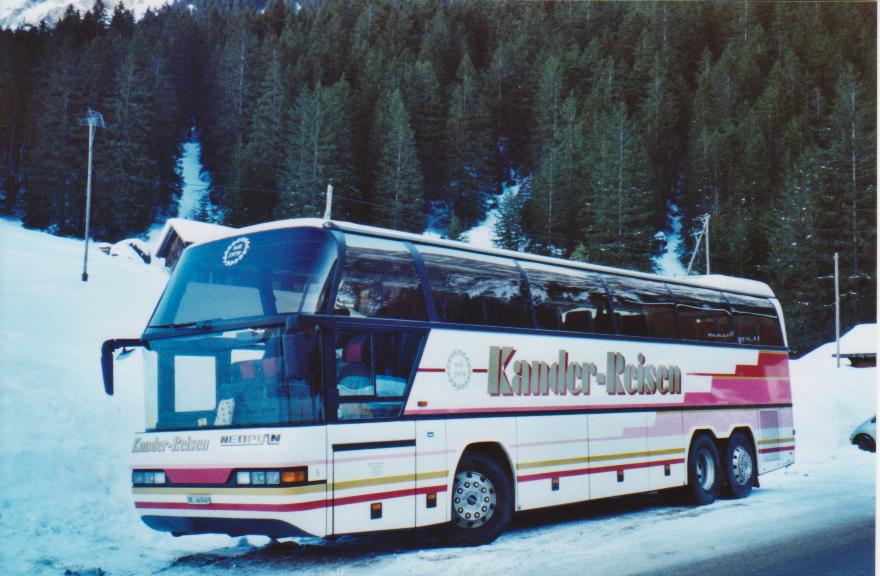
0;218;875;575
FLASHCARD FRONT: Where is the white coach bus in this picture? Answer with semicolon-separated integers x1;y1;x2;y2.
101;218;794;545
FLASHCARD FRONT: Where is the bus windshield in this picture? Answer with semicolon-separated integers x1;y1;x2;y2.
149;227;337;329
143;327;323;431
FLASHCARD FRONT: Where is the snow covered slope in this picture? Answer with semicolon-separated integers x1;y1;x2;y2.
0;218;874;575
1;0;172;29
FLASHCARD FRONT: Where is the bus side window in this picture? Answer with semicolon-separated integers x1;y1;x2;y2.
724;292;783;346
520;261;613;335
671;285;735;343
334;234;427;321
418;246;531;328
603;276;678;339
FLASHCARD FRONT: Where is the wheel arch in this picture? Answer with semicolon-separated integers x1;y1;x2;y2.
456;442;516;483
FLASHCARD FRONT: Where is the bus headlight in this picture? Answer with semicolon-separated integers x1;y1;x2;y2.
132;470;166;485
234;467;308;486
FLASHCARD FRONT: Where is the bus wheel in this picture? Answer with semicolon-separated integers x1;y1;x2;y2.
723;432;756;499
687;434;721;505
440;452;513;546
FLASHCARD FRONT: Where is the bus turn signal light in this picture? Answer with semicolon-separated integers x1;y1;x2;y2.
281;469;307;484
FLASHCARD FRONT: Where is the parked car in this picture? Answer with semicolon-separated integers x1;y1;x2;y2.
850;416;876;452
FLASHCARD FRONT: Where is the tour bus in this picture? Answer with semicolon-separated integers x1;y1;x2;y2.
101;218;794;545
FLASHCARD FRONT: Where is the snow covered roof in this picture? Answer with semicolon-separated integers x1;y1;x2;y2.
839;324;877;356
155;218;234;259
226;218;777;299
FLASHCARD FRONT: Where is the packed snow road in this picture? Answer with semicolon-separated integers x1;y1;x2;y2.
0;219;874;576
146;455;874;576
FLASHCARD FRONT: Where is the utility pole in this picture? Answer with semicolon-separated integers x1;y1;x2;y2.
704;213;710;275
322;182;333;220
834;252;840;368
79;108;105;282
686;214;711;275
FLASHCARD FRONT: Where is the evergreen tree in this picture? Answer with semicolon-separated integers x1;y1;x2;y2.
241;43;285;224
23;47;85;234
528;96;584;254
277;79;355;220
372;88;425;232
402;59;444;200
443;53;492;228
581;103;653;269
494;186;527;251
824;64;875;276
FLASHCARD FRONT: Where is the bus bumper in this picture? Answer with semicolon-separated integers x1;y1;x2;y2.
141;515;312;538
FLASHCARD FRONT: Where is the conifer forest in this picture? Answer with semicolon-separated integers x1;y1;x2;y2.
0;0;875;355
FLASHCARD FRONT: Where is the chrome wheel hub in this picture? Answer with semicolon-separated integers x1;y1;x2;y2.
452;470;496;528
695;448;715;491
731;445;754;486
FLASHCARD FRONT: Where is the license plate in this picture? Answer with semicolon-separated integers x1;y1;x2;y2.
186;495;212;505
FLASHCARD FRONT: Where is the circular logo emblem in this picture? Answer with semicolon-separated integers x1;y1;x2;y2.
446;350;471;391
222;237;250;267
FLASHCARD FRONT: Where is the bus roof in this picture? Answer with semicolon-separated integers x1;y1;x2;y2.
213;218;777;299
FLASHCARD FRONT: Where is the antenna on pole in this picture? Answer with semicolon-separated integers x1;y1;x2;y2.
323;182;333;220
78;108;106;282
685;214;711;276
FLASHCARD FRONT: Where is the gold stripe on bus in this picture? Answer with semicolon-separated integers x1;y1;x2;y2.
333;470;448;491
757;437;795;445
517;448;685;470
133;470;449;496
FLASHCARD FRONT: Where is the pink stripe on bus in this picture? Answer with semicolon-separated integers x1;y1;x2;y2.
517;458;685;483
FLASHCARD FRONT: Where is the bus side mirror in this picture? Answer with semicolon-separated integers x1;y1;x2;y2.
283;328;318;382
101;339;145;396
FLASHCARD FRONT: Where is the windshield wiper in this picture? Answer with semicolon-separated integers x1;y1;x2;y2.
148;319;218;330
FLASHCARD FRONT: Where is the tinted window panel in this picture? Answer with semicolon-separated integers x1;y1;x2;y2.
418;245;531;327
521;261;614;334
725;292;783;346
671;284;735;343
151;228;336;327
334;330;423;421
604;276;678;338
335;234;427;320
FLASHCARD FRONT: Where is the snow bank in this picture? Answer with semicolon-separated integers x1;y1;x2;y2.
0;220;232;575
791;340;877;461
837;323;878;355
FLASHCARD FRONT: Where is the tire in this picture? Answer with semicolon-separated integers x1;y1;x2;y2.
855;435;876;453
438;452;513;546
686;434;721;505
723;432;756;499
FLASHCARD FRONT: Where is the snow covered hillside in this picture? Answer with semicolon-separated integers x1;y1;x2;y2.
0;219;874;575
0;0;172;29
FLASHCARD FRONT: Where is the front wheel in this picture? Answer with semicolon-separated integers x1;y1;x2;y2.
686;434;721;505
438;452;513;546
723;432;756;499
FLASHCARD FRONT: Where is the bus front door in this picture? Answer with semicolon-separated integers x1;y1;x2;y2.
328;329;418;534
328;422;417;534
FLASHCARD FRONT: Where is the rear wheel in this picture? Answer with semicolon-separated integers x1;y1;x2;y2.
723;432;756;499
438;452;513;546
686;434;721;505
